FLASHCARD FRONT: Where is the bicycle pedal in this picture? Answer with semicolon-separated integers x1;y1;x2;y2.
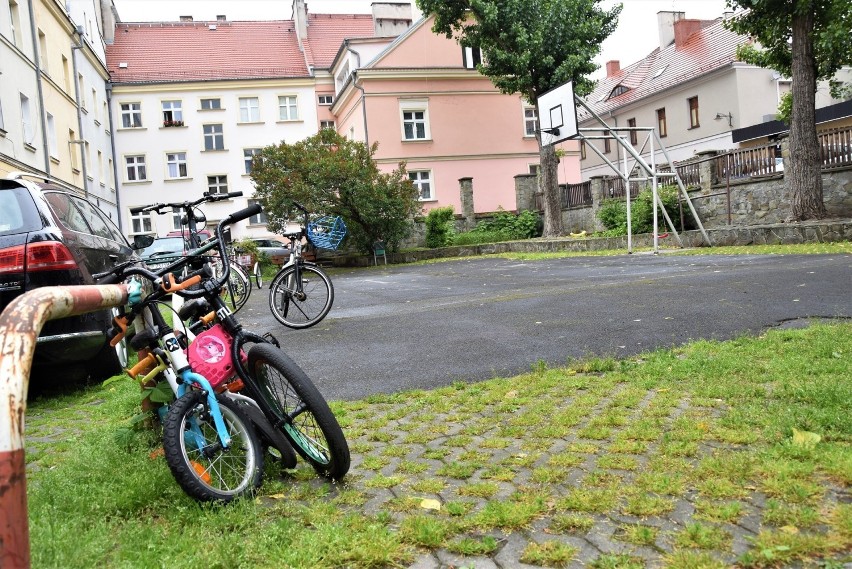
262;332;280;347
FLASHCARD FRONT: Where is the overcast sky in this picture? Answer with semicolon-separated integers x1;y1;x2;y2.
112;0;731;77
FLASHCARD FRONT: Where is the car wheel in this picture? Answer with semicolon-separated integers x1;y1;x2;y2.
87;308;129;382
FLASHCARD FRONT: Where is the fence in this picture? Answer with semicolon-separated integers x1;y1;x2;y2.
534;181;592;210
818;126;852;169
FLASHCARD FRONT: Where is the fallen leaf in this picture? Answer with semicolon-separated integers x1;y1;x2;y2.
149;448;164;460
792;428;821;448
505;390;518;399
267;493;286;500
780;525;799;535
420;498;441;511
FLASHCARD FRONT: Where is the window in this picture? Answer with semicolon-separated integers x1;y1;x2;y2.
70;196;113;240
43;193;90;234
239;97;260;122
46;113;57;157
529;164;540;175
0;96;5;132
125;155;146;181
335;61;351;92
129;210;153;234
318;94;333;105
166;152;188;178
278;96;298;121
207;175;228;195
203;124;224;150
19;93;32;145
247;199;267;225
609;85;630;99
120;102;142;128
688;96;699;128
524;107;538;137
580;140;586;160
108;158;114;189
656;108;667;137
77;73;86;109
61;55;70;92
9;0;20;47
400;100;430;140
627;118;637;145
462;46;482;69
97;150;103;183
244;148;261;174
91;89;98;121
200;98;221;110
171;210;182;231
162;100;183;125
408;170;433;200
603;134;611;154
38;29;48;71
320;120;336;130
69;129;78;170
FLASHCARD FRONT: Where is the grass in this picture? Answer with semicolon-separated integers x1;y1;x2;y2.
23;321;852;568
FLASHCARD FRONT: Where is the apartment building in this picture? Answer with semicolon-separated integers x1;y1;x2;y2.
0;0;118;220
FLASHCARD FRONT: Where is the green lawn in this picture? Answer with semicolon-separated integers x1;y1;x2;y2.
24;320;851;568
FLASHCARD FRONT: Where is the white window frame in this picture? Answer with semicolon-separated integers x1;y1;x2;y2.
166;152;188;179
9;0;21;47
239;97;260;122
129;210;153;234
408;170;434;201
318;94;333;105
247;199;267;225
320;120;335;130
278;95;298;121
400;99;430;141
462;46;482;69
203;124;224;150
524;106;538;137
124;154;146;181
120;102;142;128
171;210;182;231
207;174;228;195
243;148;261;174
200;98;221;110
46;112;57;158
162;100;183;124
335;61;351;93
20;93;33;145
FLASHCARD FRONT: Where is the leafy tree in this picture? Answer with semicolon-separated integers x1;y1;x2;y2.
726;0;852;220
250;129;422;253
416;0;621;237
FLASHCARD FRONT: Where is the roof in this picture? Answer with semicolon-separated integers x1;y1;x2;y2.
107;21;309;83
304;14;375;69
580;18;749;121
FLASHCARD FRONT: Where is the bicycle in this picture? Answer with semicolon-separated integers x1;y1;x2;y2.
130;192;252;312
100;204;350;500
267;202;346;329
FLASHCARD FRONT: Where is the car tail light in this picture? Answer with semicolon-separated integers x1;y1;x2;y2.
0;245;26;274
25;242;79;272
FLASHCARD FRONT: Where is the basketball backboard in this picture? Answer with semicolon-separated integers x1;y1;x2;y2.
536;81;578;146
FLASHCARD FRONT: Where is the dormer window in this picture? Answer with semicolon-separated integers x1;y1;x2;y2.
609;85;630;99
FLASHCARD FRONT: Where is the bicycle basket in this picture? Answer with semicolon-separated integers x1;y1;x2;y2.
306;216;347;250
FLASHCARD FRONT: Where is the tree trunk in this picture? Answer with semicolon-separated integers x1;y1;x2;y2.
539;140;563;237
788;8;826;221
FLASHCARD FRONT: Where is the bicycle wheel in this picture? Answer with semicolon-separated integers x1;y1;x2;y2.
224;263;251;312
246;343;349;480
253;262;263;289
163;390;264;502
268;264;334;329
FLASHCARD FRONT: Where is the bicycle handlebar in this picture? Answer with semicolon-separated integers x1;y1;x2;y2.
129;191;245;216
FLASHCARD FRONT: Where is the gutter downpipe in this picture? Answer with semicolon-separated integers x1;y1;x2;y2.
0;284;129;568
26;0;50;175
71;28;89;198
105;82;123;230
346;44;369;147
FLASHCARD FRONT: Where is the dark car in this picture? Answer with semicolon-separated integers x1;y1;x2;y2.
140;236;188;272
0;173;137;382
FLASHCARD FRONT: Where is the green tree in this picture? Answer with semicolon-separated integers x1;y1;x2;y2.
726;0;852;221
250;129;422;253
416;0;621;237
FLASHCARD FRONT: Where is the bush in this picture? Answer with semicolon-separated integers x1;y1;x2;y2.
470;209;541;240
596;186;695;236
425;206;456;248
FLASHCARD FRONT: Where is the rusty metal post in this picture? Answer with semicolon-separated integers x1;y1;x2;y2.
0;284;128;569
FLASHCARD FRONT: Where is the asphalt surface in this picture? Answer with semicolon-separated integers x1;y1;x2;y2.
238;252;851;401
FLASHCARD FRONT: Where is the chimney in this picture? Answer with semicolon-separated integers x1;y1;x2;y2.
372;2;413;37
179;15;193;22
217;15;226;22
606;60;620;78
657;11;684;50
292;0;308;43
673;19;702;49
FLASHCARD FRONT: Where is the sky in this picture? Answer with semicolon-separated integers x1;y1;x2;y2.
112;0;731;77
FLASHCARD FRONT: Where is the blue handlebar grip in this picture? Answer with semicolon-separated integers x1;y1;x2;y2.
128;280;144;306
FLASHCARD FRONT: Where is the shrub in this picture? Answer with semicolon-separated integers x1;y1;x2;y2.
425;206;456;248
471;209;541;240
596;186;695;236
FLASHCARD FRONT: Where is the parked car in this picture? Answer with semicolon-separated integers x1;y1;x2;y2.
139;236;188;271
167;228;212;243
249;237;291;265
0;173;138;382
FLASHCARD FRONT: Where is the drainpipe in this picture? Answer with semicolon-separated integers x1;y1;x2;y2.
71;26;89;198
26;0;50;175
105;82;123;230
0;284;129;568
346;44;369;147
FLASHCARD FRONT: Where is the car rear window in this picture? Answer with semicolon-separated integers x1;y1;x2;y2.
0;185;42;236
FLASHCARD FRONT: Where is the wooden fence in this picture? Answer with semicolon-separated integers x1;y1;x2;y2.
819;126;852;169
534;181;592;210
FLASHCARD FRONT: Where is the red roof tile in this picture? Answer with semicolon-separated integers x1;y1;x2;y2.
107;21;308;83
580;19;750;121
304;14;375;69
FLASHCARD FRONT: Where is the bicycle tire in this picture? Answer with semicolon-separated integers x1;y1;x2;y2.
163;390;263;502
227;395;298;468
253;262;263;289
268;263;334;329
225;262;251;312
246;343;349;480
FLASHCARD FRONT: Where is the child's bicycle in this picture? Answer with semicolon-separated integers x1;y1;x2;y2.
97;204;350;501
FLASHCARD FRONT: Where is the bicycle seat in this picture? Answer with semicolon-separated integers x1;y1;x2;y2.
177;298;210;321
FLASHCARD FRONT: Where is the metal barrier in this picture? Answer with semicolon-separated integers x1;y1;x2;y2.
0;284;128;569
